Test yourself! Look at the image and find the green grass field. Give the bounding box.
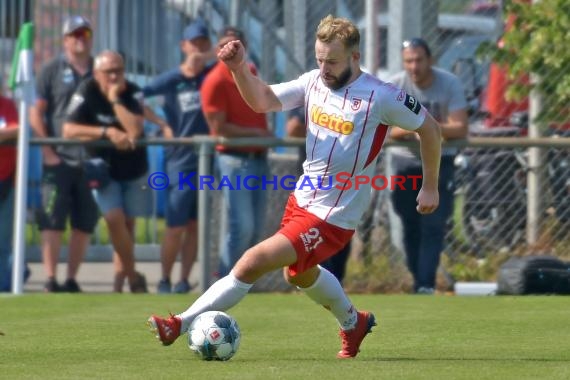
[1,294,569,380]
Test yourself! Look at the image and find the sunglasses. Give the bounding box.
[68,28,92,39]
[402,38,431,57]
[100,67,124,75]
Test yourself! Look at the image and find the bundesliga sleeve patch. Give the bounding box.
[404,94,421,115]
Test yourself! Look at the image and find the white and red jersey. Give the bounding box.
[271,69,427,229]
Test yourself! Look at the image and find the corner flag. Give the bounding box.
[8,23,34,93]
[10,22,35,294]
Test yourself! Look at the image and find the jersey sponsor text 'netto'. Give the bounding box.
[310,105,354,135]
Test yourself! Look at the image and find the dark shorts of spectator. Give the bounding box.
[36,162,99,233]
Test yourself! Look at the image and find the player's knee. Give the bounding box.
[232,247,266,282]
[284,266,320,288]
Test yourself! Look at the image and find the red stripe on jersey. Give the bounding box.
[323,89,374,222]
[309,75,318,95]
[306,80,318,172]
[310,137,337,202]
[348,89,374,175]
[309,129,320,163]
[363,124,388,169]
[342,88,349,109]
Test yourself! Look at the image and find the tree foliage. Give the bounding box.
[493,0,570,124]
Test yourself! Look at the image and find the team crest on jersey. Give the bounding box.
[350,97,362,111]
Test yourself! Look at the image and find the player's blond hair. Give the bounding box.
[316,15,360,51]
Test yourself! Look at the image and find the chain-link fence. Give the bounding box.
[2,0,569,293]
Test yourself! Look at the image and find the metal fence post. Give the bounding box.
[197,140,213,292]
[526,73,544,246]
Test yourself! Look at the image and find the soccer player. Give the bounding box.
[148,15,441,358]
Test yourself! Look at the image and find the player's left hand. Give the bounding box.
[416,187,439,214]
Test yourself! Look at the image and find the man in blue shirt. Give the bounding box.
[143,19,215,293]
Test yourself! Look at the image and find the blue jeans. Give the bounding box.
[216,152,270,277]
[391,156,455,291]
[92,174,151,218]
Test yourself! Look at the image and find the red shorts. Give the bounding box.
[278,194,354,277]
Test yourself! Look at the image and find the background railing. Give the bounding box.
[15,136,570,292]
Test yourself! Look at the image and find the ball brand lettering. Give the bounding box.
[310,105,354,135]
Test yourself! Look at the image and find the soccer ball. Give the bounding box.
[188,311,241,361]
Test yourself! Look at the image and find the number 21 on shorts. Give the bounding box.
[300,227,324,253]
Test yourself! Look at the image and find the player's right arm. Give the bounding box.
[218,40,282,113]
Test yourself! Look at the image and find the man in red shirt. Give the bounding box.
[200,27,272,277]
[0,93,30,291]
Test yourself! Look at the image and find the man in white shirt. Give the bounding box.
[148,15,442,359]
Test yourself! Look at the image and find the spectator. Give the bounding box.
[285,108,351,284]
[63,50,149,293]
[148,15,441,359]
[388,38,468,294]
[29,15,99,293]
[200,26,272,277]
[142,19,216,294]
[0,91,31,291]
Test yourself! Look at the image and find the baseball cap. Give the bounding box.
[62,15,92,35]
[183,19,210,41]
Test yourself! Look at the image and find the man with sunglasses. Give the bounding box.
[388,38,468,294]
[63,50,149,293]
[30,15,99,293]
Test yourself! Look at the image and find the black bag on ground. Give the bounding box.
[497,256,570,295]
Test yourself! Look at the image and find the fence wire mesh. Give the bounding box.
[1,0,569,292]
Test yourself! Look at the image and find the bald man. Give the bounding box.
[63,50,149,293]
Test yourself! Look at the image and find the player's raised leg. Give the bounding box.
[147,233,297,345]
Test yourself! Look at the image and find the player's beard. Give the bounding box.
[322,65,352,91]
